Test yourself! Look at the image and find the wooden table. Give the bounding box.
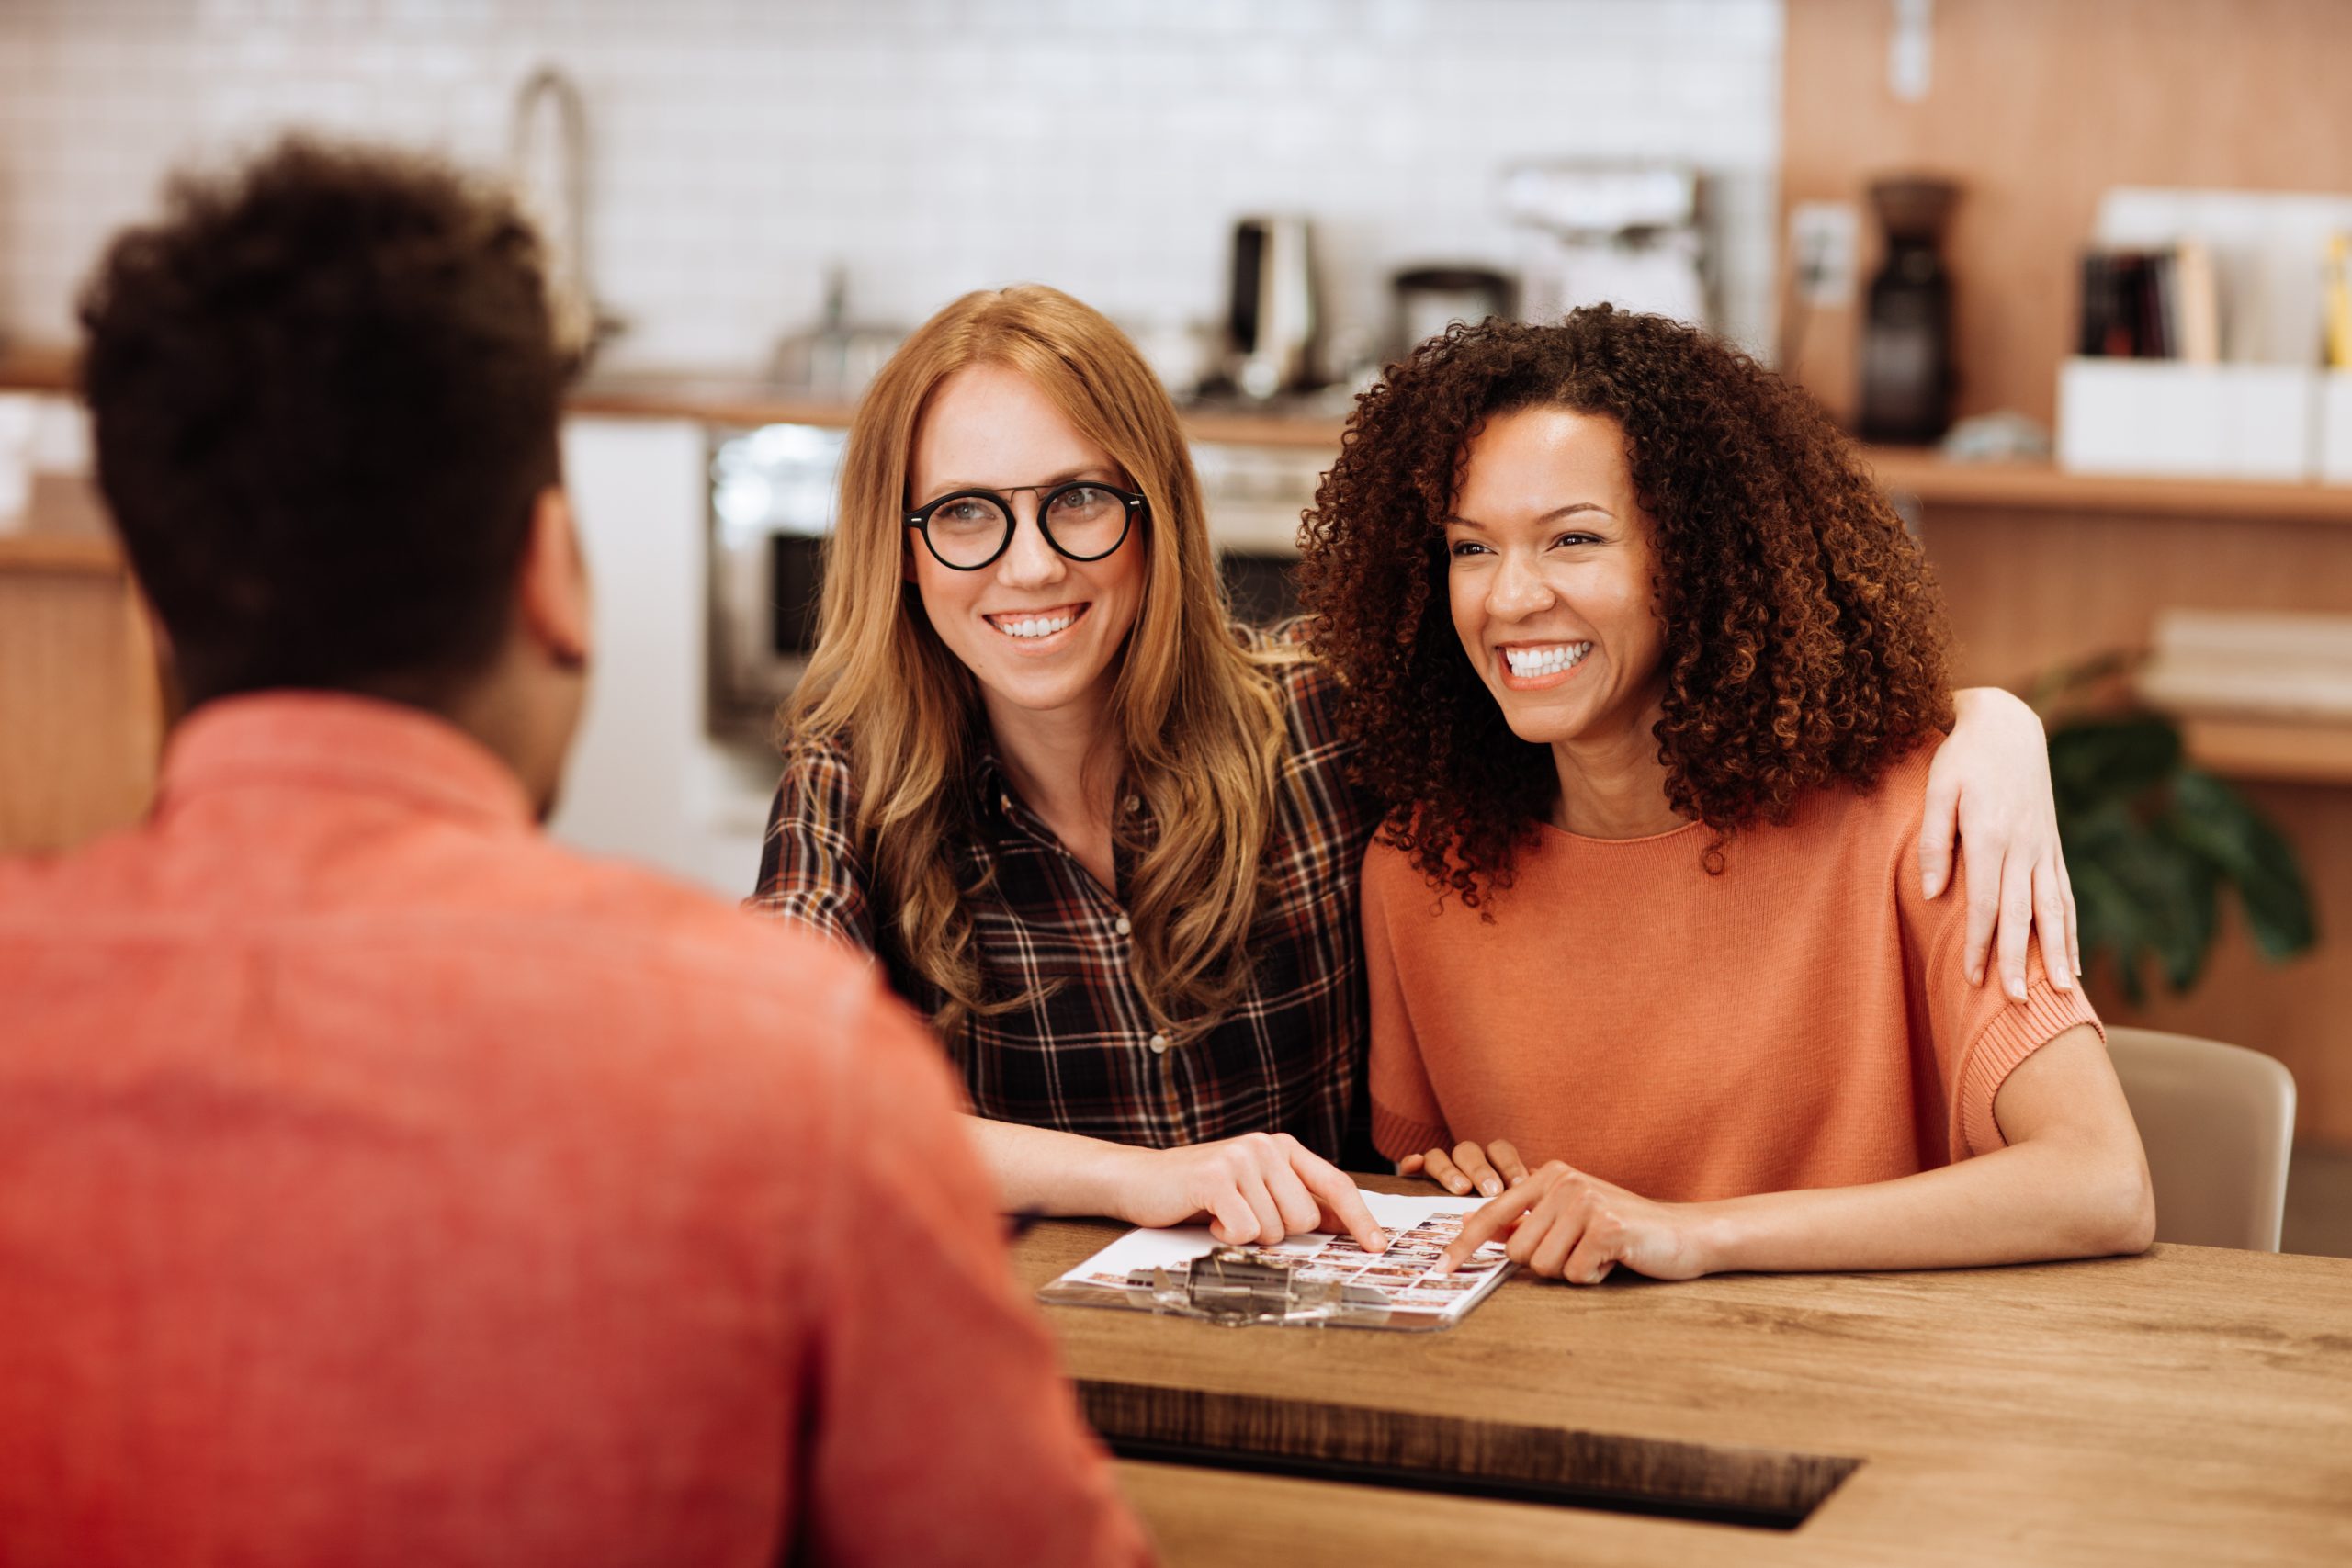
[1012,1185,2352,1566]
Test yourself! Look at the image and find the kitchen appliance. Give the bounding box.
[1504,164,1710,330]
[1131,317,1222,402]
[1189,440,1325,628]
[1225,217,1321,400]
[706,423,847,739]
[769,268,905,400]
[1857,176,1959,445]
[1391,266,1516,356]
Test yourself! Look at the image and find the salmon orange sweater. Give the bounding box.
[1363,747,2101,1201]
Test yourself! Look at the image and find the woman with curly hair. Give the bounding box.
[752,286,2081,1250]
[1299,307,2153,1282]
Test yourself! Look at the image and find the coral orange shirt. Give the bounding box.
[1364,748,2100,1200]
[0,694,1148,1568]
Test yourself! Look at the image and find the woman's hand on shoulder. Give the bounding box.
[1923,687,2081,1003]
[1109,1132,1390,1253]
[1439,1161,1715,1284]
[1398,1139,1531,1199]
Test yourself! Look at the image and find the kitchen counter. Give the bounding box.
[25,340,2352,499]
[0,531,118,571]
[28,345,2352,492]
[573,369,1356,449]
[0,347,1351,451]
[0,344,73,394]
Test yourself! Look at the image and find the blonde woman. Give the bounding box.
[750,285,2075,1239]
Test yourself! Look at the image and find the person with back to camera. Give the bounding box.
[0,138,1148,1567]
[1298,307,2154,1282]
[752,285,2092,1242]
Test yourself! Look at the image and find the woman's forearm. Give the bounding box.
[1694,1133,2154,1275]
[961,1117,1395,1250]
[1693,1022,2154,1274]
[1439,1028,2154,1284]
[962,1115,1139,1219]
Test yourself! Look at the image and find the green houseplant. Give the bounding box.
[2039,660,2317,1003]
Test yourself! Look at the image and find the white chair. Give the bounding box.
[2106,1026,2296,1251]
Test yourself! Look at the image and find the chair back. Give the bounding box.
[2106,1026,2295,1251]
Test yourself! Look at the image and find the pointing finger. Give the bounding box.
[1438,1180,1545,1274]
[1296,1156,1387,1253]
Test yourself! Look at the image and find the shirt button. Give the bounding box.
[1114,915,1132,936]
[1148,1032,1170,1055]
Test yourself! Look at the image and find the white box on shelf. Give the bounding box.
[0,394,37,530]
[2056,357,2317,482]
[2320,371,2352,486]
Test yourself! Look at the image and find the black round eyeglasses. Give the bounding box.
[903,480,1147,571]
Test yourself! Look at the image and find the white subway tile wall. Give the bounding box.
[0,0,1783,372]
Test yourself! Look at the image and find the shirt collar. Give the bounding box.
[156,691,537,832]
[967,731,1150,832]
[970,734,1016,820]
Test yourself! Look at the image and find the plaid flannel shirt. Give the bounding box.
[748,632,1379,1161]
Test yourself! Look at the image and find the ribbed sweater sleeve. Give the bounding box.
[1897,819,2105,1159]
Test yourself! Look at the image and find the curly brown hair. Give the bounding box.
[80,137,573,707]
[1298,306,1954,906]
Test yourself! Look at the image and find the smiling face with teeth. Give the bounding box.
[907,362,1148,735]
[1443,404,1671,781]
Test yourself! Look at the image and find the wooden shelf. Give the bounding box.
[0,345,74,394]
[1864,446,2352,525]
[2180,716,2352,786]
[0,532,122,574]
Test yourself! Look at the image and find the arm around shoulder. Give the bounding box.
[1921,688,2081,1002]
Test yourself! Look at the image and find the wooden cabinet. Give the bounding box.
[0,524,163,854]
[1783,0,2352,1148]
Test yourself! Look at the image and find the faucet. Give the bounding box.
[509,64,624,365]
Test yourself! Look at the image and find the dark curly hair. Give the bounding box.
[79,137,575,707]
[1298,306,1954,907]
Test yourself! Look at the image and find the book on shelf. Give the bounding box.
[2076,241,2220,363]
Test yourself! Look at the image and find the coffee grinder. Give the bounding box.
[1858,176,1959,445]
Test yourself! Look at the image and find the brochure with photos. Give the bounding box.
[1038,1190,1513,1332]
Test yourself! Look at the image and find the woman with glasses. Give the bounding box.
[751,285,2077,1245]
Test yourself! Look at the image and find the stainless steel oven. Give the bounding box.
[706,423,846,741]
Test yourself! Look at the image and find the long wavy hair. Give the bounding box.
[1299,306,1954,908]
[785,285,1291,1043]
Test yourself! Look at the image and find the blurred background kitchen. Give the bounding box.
[3,0,2348,1249]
